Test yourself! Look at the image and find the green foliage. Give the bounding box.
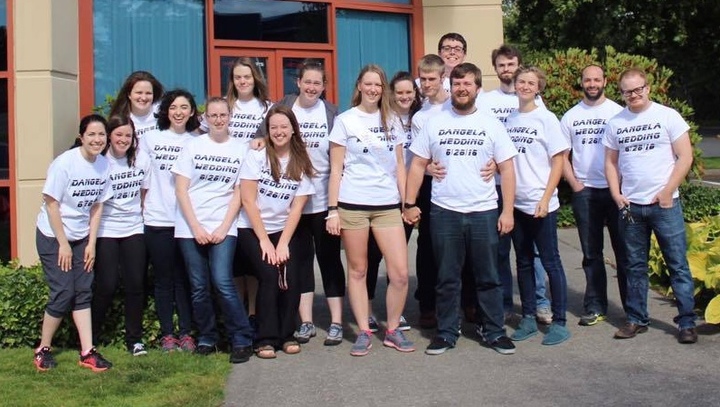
[556,204,575,228]
[0,347,230,407]
[529,46,704,178]
[93,94,116,117]
[0,263,161,348]
[679,183,720,223]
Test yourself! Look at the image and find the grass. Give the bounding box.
[703,156,720,170]
[0,347,231,407]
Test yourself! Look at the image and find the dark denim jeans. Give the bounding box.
[620,199,696,329]
[178,236,253,348]
[572,187,628,314]
[430,204,506,344]
[512,209,568,325]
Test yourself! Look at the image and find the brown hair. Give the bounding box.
[513,65,547,93]
[104,115,138,167]
[350,64,393,138]
[109,71,164,118]
[225,57,271,113]
[263,105,315,183]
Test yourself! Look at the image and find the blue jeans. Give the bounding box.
[512,210,568,325]
[497,185,549,312]
[178,236,253,348]
[620,199,696,329]
[572,187,628,314]
[431,204,506,344]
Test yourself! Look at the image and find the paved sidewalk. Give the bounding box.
[224,228,719,407]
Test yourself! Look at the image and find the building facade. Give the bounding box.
[5,0,503,265]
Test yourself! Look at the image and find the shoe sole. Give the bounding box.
[397,324,411,331]
[383,340,416,352]
[425,346,451,355]
[542,332,572,346]
[78,361,110,372]
[579,315,606,326]
[614,326,648,339]
[230,356,250,363]
[323,338,342,346]
[491,346,516,355]
[510,330,539,341]
[34,361,54,372]
[132,351,148,356]
[350,343,372,356]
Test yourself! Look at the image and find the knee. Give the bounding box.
[388,269,409,288]
[347,267,367,281]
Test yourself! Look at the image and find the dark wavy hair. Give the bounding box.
[156,89,200,132]
[390,71,422,126]
[71,114,108,149]
[103,115,138,167]
[108,71,164,119]
[263,105,315,183]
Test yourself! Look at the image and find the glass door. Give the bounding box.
[276,50,334,104]
[211,50,276,99]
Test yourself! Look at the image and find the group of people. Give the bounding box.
[32,31,698,372]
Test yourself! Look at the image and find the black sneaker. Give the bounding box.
[34,346,57,371]
[578,312,606,326]
[229,346,253,363]
[195,344,218,356]
[79,348,113,372]
[129,342,148,356]
[425,336,454,355]
[488,335,516,355]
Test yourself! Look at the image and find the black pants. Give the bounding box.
[91,234,147,347]
[296,212,346,297]
[238,228,302,348]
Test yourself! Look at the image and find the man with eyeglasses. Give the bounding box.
[603,67,697,344]
[560,65,627,328]
[437,33,467,94]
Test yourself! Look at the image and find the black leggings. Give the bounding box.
[238,228,302,348]
[296,212,346,297]
[91,234,147,346]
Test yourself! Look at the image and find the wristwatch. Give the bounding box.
[403,202,417,209]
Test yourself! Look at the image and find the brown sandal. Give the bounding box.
[255,345,276,359]
[282,341,301,355]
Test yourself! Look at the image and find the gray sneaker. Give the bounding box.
[383,329,415,352]
[324,323,343,346]
[398,315,411,331]
[350,331,373,356]
[536,307,553,325]
[294,322,316,344]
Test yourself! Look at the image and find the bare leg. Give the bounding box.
[342,228,371,332]
[298,292,314,323]
[72,308,94,353]
[372,226,409,331]
[38,312,63,349]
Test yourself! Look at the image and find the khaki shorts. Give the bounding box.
[338,207,403,230]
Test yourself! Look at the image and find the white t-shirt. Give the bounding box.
[98,150,152,238]
[561,99,623,188]
[140,129,194,227]
[200,98,272,146]
[328,107,403,206]
[130,104,160,141]
[36,148,113,241]
[171,135,247,238]
[237,149,315,234]
[506,107,569,215]
[293,100,330,214]
[476,89,545,124]
[410,108,517,213]
[603,102,690,204]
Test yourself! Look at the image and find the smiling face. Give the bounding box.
[392,79,416,114]
[514,71,540,103]
[439,39,466,71]
[581,65,606,102]
[79,121,108,159]
[167,96,193,132]
[109,124,134,157]
[233,65,255,101]
[619,73,650,113]
[129,80,154,116]
[268,112,293,151]
[450,73,480,111]
[205,101,230,136]
[357,71,383,108]
[297,69,325,106]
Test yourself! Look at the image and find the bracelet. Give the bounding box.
[325,213,338,220]
[327,205,338,211]
[403,202,417,209]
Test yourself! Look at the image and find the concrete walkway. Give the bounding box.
[224,228,719,406]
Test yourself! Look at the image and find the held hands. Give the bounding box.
[402,206,421,225]
[210,225,230,244]
[58,242,73,272]
[192,225,213,245]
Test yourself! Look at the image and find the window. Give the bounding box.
[93,0,207,106]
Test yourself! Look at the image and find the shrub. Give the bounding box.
[0,263,161,348]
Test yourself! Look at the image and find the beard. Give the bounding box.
[451,94,476,111]
[498,73,513,85]
[583,86,605,101]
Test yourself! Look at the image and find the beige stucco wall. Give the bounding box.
[14,0,79,265]
[422,0,504,91]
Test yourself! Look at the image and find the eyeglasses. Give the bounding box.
[620,85,646,98]
[440,45,465,54]
[207,113,229,121]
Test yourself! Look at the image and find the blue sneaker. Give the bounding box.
[383,329,415,352]
[511,316,539,341]
[294,322,316,344]
[542,323,571,345]
[350,331,373,356]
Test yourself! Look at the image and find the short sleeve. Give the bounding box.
[42,158,69,201]
[295,174,316,196]
[239,149,263,181]
[544,112,570,157]
[171,141,194,179]
[666,108,690,142]
[408,123,432,160]
[328,116,348,147]
[492,122,518,164]
[602,123,619,151]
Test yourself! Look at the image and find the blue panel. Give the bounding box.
[335,10,410,111]
[93,0,206,108]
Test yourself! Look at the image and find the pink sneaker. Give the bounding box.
[178,335,196,352]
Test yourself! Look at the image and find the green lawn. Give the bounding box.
[703,156,720,170]
[0,347,231,407]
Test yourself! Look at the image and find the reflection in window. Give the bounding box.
[214,0,328,43]
[0,187,9,262]
[0,79,7,180]
[93,0,206,106]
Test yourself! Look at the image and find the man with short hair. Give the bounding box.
[561,65,627,326]
[604,68,697,344]
[404,63,517,355]
[476,44,551,325]
[431,33,468,94]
